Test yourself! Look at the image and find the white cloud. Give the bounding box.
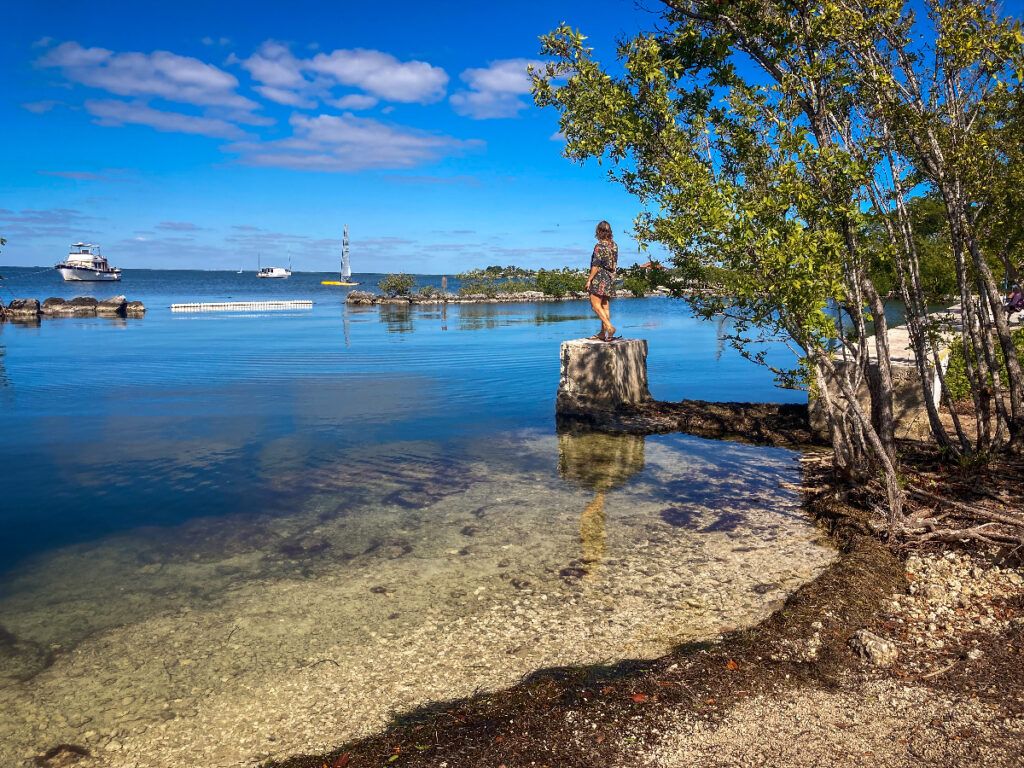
[38,41,257,111]
[242,41,305,88]
[22,100,61,114]
[156,221,205,231]
[329,93,378,110]
[85,99,247,139]
[237,42,448,111]
[308,49,448,103]
[228,113,481,172]
[255,85,316,108]
[451,58,543,119]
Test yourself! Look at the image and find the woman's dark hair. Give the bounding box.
[595,220,613,241]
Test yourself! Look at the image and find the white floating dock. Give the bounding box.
[170,300,314,313]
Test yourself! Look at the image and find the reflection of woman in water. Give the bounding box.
[558,431,645,578]
[585,220,619,342]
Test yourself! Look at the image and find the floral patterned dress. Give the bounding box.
[588,239,618,298]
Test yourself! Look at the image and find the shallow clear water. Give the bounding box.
[0,268,804,569]
[0,268,822,767]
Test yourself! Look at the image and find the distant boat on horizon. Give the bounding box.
[322,225,359,286]
[55,242,122,282]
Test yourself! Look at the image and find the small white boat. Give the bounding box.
[257,266,291,279]
[55,243,122,282]
[257,253,291,279]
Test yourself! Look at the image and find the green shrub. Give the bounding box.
[456,265,534,280]
[944,329,1024,402]
[495,279,538,294]
[378,273,415,297]
[418,284,439,298]
[458,278,499,297]
[536,268,586,297]
[622,274,649,297]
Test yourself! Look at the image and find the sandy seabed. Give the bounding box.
[0,431,835,767]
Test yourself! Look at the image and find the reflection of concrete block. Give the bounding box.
[557,338,652,415]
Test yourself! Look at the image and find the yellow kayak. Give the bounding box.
[322,280,360,286]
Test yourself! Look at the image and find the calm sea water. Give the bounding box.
[0,267,804,570]
[0,268,829,766]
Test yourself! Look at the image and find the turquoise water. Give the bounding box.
[0,268,830,767]
[0,268,804,569]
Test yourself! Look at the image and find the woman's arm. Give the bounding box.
[586,244,602,290]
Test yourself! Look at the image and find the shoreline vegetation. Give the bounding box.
[356,264,681,304]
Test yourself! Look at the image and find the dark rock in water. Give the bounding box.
[460,525,479,537]
[363,538,413,559]
[125,300,146,316]
[40,297,67,316]
[0,624,53,683]
[559,566,589,581]
[511,578,531,590]
[40,297,89,317]
[66,297,99,316]
[369,585,390,594]
[277,535,332,558]
[34,743,91,767]
[6,298,40,320]
[346,290,377,305]
[96,295,127,316]
[660,507,698,528]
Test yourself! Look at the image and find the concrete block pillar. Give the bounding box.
[556,338,652,415]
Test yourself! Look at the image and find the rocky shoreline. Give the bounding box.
[346,289,672,306]
[557,399,818,449]
[2,296,146,322]
[263,463,1024,768]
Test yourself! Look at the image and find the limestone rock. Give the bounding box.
[6,298,40,320]
[96,295,128,316]
[849,629,898,667]
[40,297,69,316]
[346,291,377,305]
[125,301,146,317]
[556,337,652,415]
[67,297,99,316]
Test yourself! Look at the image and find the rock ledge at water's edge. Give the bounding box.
[3,296,146,321]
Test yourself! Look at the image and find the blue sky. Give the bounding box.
[2,0,666,272]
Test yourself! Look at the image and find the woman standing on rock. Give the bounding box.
[585,220,619,341]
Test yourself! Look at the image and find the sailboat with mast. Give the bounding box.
[322,225,359,286]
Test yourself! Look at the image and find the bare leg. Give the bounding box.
[602,298,614,337]
[589,294,610,337]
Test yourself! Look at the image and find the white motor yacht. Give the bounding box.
[55,243,122,282]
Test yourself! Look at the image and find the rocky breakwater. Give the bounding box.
[2,296,146,322]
